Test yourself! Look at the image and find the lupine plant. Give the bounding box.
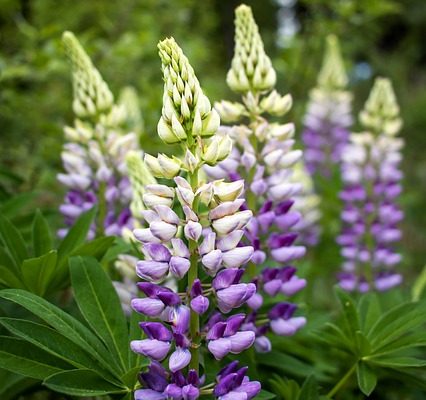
[130,36,261,399]
[338,77,404,292]
[302,35,353,178]
[58,32,140,239]
[207,4,307,352]
[0,4,426,400]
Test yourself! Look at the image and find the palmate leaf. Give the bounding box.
[44,369,127,396]
[0,369,37,400]
[0,266,25,289]
[0,318,117,380]
[334,286,360,341]
[0,336,72,380]
[356,361,377,396]
[367,356,426,368]
[298,375,320,400]
[0,289,122,376]
[368,301,426,350]
[70,256,130,373]
[357,292,381,335]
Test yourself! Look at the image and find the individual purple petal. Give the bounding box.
[229,331,255,353]
[198,232,216,256]
[164,384,182,399]
[134,228,161,244]
[209,199,245,220]
[212,268,243,290]
[134,389,166,400]
[190,295,210,315]
[143,243,172,262]
[281,276,307,296]
[140,322,173,341]
[170,305,190,334]
[150,221,177,241]
[216,230,245,251]
[208,338,232,360]
[157,290,181,307]
[130,339,171,360]
[235,381,261,399]
[201,250,223,275]
[206,321,227,340]
[263,279,282,297]
[169,256,191,279]
[217,284,256,314]
[254,336,271,353]
[171,238,190,258]
[270,316,306,336]
[136,260,169,281]
[223,314,245,336]
[153,205,180,225]
[246,293,263,310]
[182,384,200,400]
[222,246,254,268]
[270,246,306,263]
[184,221,202,241]
[131,298,165,317]
[169,347,191,372]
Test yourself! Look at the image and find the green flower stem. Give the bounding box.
[96,181,107,237]
[188,167,200,373]
[327,363,357,398]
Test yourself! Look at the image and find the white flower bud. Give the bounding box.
[158,154,181,179]
[213,180,244,202]
[201,109,220,137]
[214,100,246,123]
[158,117,180,144]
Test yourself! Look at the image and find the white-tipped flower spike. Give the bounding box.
[302,34,353,176]
[359,77,402,136]
[131,36,259,396]
[59,31,141,241]
[227,4,276,93]
[157,37,220,145]
[126,151,156,218]
[338,77,404,293]
[62,31,114,118]
[204,4,307,357]
[317,35,348,90]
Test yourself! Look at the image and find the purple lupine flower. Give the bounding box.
[338,77,404,292]
[268,303,307,336]
[132,35,258,399]
[207,7,308,354]
[207,314,255,360]
[60,33,141,239]
[302,35,352,177]
[214,362,261,400]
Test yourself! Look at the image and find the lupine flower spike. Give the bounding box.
[207,4,306,354]
[338,77,403,292]
[302,35,353,177]
[59,32,141,238]
[131,37,260,399]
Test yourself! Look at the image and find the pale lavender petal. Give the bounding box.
[169,256,190,279]
[130,339,170,360]
[134,389,166,400]
[169,347,191,372]
[136,260,169,281]
[216,230,245,252]
[208,338,232,360]
[222,246,254,268]
[184,221,202,241]
[271,246,306,263]
[229,331,255,353]
[150,221,177,241]
[131,298,165,317]
[281,276,307,296]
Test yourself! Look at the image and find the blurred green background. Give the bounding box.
[1,0,425,271]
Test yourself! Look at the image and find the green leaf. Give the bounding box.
[355,331,371,356]
[71,235,115,259]
[0,369,37,400]
[70,256,129,372]
[412,265,426,301]
[371,331,426,357]
[368,301,426,350]
[357,292,381,335]
[0,336,72,379]
[0,213,28,271]
[256,389,276,399]
[356,361,377,396]
[334,286,360,339]
[44,369,127,396]
[57,207,96,267]
[0,289,121,376]
[32,210,53,257]
[368,356,426,368]
[298,375,319,400]
[21,250,57,296]
[258,352,316,378]
[0,318,112,375]
[0,266,24,289]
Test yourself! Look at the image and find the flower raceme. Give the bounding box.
[130,36,260,399]
[338,77,404,292]
[206,3,307,354]
[302,35,353,177]
[59,32,142,238]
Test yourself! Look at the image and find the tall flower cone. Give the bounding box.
[58,32,140,239]
[302,35,353,177]
[206,4,307,354]
[338,77,404,292]
[131,37,260,400]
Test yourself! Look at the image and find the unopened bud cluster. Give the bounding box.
[338,78,404,292]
